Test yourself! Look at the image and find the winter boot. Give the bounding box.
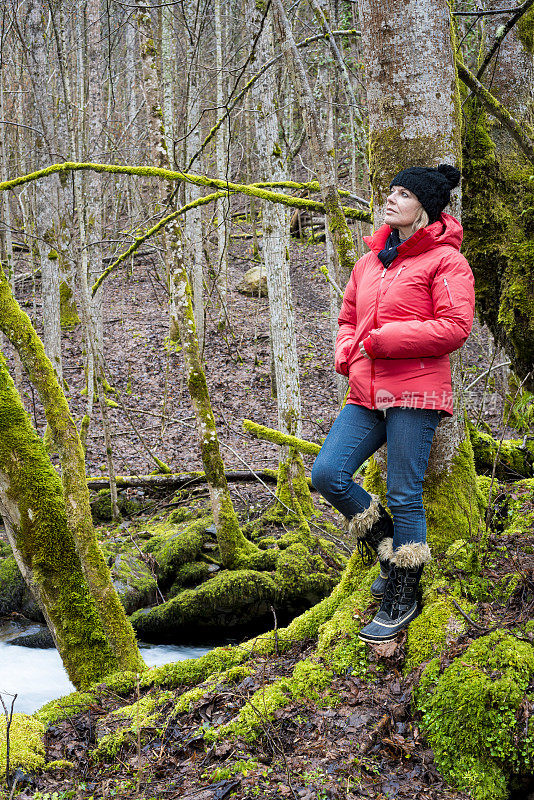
[346,495,394,569]
[370,538,395,600]
[358,542,431,643]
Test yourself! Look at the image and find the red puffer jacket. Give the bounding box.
[335,214,475,415]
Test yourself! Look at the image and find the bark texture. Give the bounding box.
[357,0,461,221]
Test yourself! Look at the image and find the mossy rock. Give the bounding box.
[168,561,214,595]
[90,489,142,522]
[130,536,339,642]
[415,631,534,800]
[468,424,533,479]
[0,554,42,620]
[130,568,280,641]
[142,517,211,589]
[110,550,158,615]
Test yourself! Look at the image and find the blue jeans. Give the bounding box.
[311,404,440,549]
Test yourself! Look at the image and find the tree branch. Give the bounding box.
[476,0,534,80]
[456,61,534,165]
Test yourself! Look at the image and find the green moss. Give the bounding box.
[415,631,534,800]
[405,596,471,672]
[0,350,122,688]
[94,690,173,759]
[142,516,210,588]
[130,568,279,639]
[36,691,97,726]
[44,759,75,771]
[91,489,142,521]
[316,555,376,676]
[517,5,534,53]
[169,560,212,593]
[469,423,533,479]
[172,665,253,715]
[421,435,486,553]
[365,434,485,554]
[370,128,457,208]
[59,281,80,330]
[204,758,258,783]
[206,658,336,744]
[501,478,534,536]
[463,105,534,391]
[0,714,45,774]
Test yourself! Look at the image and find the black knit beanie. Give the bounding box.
[389,164,461,223]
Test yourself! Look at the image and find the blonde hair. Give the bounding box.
[411,207,429,235]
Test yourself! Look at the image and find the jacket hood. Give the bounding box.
[363,213,463,258]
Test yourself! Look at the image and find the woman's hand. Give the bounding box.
[359,340,371,360]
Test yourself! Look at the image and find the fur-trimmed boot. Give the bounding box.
[370,538,394,600]
[358,542,431,644]
[346,496,394,573]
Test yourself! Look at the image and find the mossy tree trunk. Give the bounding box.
[0,350,124,689]
[168,227,257,568]
[0,266,144,682]
[356,0,484,552]
[462,2,534,391]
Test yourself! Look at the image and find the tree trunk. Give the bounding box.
[357,0,484,551]
[184,2,206,349]
[271,0,358,281]
[24,0,62,382]
[248,3,302,442]
[214,0,230,316]
[168,224,256,568]
[462,2,534,390]
[0,270,143,687]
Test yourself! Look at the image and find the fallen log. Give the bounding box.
[86,469,278,491]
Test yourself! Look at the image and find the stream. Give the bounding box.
[0,619,210,715]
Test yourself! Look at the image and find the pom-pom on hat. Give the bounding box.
[389,164,461,223]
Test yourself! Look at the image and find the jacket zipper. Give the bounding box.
[381,265,405,298]
[370,265,388,408]
[443,277,453,306]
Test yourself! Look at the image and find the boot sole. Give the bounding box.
[358,605,419,644]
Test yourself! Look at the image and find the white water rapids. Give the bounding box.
[0,621,210,714]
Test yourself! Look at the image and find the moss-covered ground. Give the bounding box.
[1,473,533,800]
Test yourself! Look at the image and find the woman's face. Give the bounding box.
[384,186,423,233]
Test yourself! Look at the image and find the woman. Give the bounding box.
[312,164,475,644]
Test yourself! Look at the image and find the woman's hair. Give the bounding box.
[411,207,429,235]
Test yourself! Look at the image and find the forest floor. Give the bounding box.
[3,221,534,800]
[19,514,534,800]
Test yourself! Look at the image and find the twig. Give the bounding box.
[0,692,17,788]
[448,597,487,630]
[319,265,344,299]
[270,605,279,657]
[466,360,511,392]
